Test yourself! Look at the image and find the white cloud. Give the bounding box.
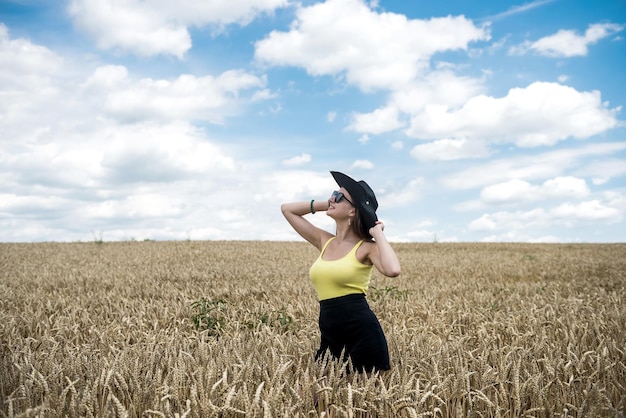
[604,191,626,210]
[410,138,492,161]
[380,177,424,206]
[541,177,590,199]
[524,23,625,57]
[443,142,626,190]
[282,153,311,166]
[551,200,622,223]
[577,158,626,183]
[351,160,374,169]
[469,195,623,235]
[404,229,438,242]
[592,177,610,186]
[254,0,490,141]
[349,106,404,134]
[2,2,626,244]
[3,121,236,190]
[0,24,64,137]
[480,177,589,204]
[0,24,62,86]
[85,66,267,124]
[0,21,291,242]
[0,194,70,215]
[390,70,485,115]
[152,0,290,26]
[68,0,289,57]
[480,179,534,204]
[68,0,191,58]
[469,208,550,232]
[478,231,561,243]
[84,65,128,88]
[254,0,489,91]
[82,193,185,220]
[0,37,257,189]
[407,82,620,147]
[347,70,486,136]
[100,122,237,182]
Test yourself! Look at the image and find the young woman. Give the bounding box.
[281,171,401,373]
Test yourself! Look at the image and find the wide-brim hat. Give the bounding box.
[330,171,378,230]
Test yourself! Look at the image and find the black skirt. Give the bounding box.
[315,293,390,373]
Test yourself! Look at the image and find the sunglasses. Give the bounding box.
[331,190,354,206]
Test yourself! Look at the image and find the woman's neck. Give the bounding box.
[335,222,358,242]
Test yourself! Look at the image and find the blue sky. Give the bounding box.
[1,0,625,243]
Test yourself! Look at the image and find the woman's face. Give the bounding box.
[327,187,355,220]
[329,188,354,207]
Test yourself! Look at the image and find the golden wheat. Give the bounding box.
[1,241,625,417]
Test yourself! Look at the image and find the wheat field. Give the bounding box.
[1,241,624,417]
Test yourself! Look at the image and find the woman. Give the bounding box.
[281,171,401,373]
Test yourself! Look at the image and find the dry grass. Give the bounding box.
[1,241,625,417]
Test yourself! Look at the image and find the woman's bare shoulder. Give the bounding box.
[356,239,376,264]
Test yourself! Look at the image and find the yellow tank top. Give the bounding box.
[309,237,373,301]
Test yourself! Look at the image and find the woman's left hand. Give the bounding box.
[367,220,401,277]
[369,221,385,237]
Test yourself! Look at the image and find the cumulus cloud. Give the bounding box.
[469,208,549,232]
[3,2,626,243]
[1,44,266,187]
[348,70,486,136]
[0,26,278,242]
[0,24,62,87]
[551,200,622,223]
[510,23,625,57]
[254,0,490,141]
[152,0,290,26]
[469,190,624,239]
[410,138,492,161]
[85,65,267,124]
[480,177,590,204]
[82,193,186,221]
[351,160,374,169]
[442,142,626,190]
[100,122,237,182]
[391,70,486,115]
[0,194,70,218]
[407,82,620,147]
[577,159,626,183]
[68,0,191,58]
[4,121,236,190]
[358,134,370,144]
[68,0,289,57]
[480,179,534,204]
[541,177,590,199]
[349,107,404,134]
[0,24,64,137]
[380,177,425,207]
[254,0,489,92]
[469,200,622,234]
[282,153,312,166]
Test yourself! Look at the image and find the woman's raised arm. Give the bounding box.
[281,200,332,250]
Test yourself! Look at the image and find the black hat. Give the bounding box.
[330,171,378,230]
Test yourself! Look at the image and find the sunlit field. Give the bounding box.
[1,241,624,417]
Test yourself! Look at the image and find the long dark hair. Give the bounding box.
[352,209,374,241]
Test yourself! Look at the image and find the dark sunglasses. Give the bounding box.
[331,190,354,206]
